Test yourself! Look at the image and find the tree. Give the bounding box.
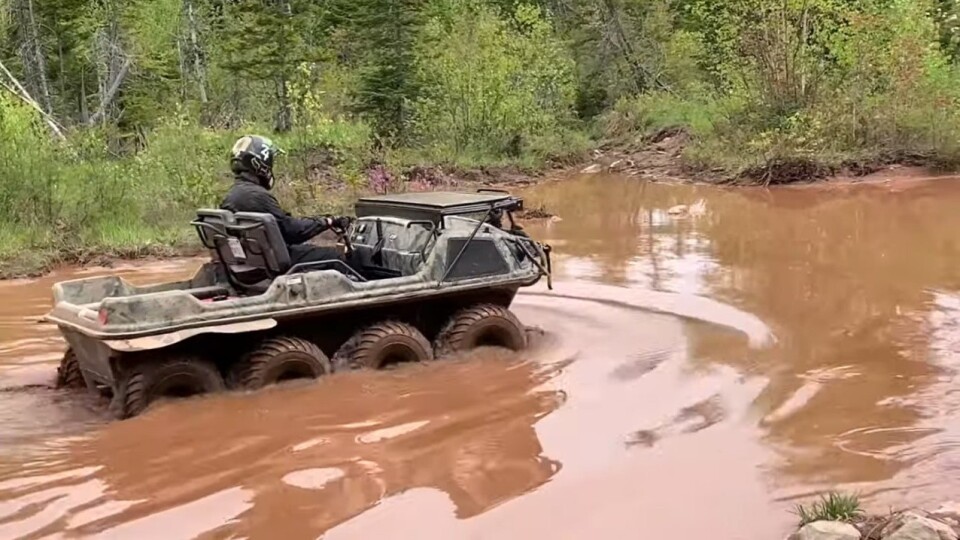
[218,0,321,132]
[349,0,423,141]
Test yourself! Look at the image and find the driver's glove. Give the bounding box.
[324,215,353,231]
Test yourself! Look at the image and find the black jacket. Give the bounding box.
[220,173,326,245]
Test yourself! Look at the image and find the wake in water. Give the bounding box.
[519,280,776,349]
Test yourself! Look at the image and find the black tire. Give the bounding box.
[228,336,331,390]
[111,355,225,420]
[334,321,433,371]
[435,304,527,358]
[55,349,85,390]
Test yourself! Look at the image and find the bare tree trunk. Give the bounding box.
[273,0,293,132]
[274,75,292,132]
[80,65,88,124]
[88,58,131,126]
[11,0,54,114]
[177,25,188,100]
[599,0,667,93]
[0,58,65,139]
[93,1,128,127]
[184,0,209,103]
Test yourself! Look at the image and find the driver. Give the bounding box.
[220,135,354,266]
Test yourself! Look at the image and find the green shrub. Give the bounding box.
[412,0,577,161]
[598,89,737,141]
[795,491,864,526]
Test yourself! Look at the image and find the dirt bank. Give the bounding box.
[0,243,208,282]
[576,127,960,186]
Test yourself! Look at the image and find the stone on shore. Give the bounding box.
[882,512,959,540]
[931,502,960,530]
[580,163,602,174]
[790,521,862,540]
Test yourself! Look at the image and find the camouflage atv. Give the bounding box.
[45,190,552,420]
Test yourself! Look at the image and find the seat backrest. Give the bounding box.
[192,209,236,249]
[226,212,292,275]
[200,212,291,294]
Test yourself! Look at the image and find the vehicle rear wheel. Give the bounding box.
[435,304,527,358]
[55,349,85,390]
[334,321,433,371]
[111,355,225,420]
[228,336,331,390]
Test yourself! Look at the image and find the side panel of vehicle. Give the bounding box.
[61,328,117,389]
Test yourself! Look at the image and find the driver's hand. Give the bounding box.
[328,216,353,232]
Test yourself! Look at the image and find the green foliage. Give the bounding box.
[795,491,864,526]
[598,0,960,177]
[0,91,374,273]
[10,0,960,272]
[412,0,576,159]
[599,90,734,140]
[350,0,423,140]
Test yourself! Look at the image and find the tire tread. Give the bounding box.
[335,321,432,370]
[230,336,330,390]
[435,304,526,358]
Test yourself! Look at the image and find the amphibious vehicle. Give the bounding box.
[45,190,552,419]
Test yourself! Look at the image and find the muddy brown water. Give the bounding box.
[3,173,960,539]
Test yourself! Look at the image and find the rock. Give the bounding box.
[933,502,960,522]
[793,521,862,540]
[688,199,707,217]
[608,159,624,171]
[581,163,602,174]
[882,512,958,540]
[931,502,960,530]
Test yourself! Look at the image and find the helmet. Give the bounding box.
[230,135,284,189]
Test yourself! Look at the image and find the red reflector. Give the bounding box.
[97,308,108,326]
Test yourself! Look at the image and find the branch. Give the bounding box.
[87,57,132,126]
[0,58,66,140]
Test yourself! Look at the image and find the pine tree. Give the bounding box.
[349,0,423,142]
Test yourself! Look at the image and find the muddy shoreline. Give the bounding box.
[4,134,956,281]
[580,128,960,186]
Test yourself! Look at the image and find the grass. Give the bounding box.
[0,93,595,280]
[795,491,864,526]
[389,127,594,173]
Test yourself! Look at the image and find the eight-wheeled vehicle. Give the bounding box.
[44,190,552,419]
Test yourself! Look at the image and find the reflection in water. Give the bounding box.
[0,344,567,538]
[4,173,960,537]
[525,175,960,509]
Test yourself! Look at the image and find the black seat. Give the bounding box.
[194,211,365,295]
[192,209,236,250]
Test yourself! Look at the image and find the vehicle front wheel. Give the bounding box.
[228,336,331,390]
[111,355,225,420]
[55,348,85,390]
[434,304,527,358]
[334,321,433,371]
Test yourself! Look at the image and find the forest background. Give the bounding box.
[1,0,958,273]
